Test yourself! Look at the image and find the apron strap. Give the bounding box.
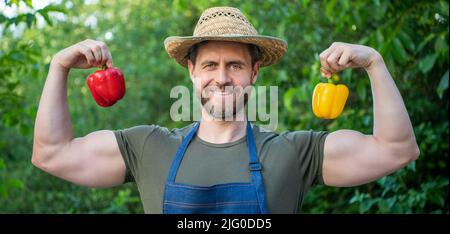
[166,121,200,183]
[246,121,269,213]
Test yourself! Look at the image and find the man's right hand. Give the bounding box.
[32,39,127,188]
[52,39,113,70]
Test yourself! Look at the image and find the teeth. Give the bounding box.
[211,91,232,95]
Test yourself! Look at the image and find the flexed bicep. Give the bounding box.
[33,130,127,188]
[322,130,411,187]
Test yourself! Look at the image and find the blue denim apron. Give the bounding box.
[162,121,269,214]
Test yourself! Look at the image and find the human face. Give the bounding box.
[187,41,260,120]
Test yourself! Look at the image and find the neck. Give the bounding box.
[197,111,247,144]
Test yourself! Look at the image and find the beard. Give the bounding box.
[200,84,250,121]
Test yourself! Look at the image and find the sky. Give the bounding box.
[1,0,57,17]
[0,0,102,38]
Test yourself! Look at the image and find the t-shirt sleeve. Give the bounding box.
[113,125,159,184]
[281,130,329,186]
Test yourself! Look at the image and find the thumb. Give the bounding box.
[106,51,114,67]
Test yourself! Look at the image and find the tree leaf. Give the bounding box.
[7,80,20,91]
[40,5,67,14]
[325,0,338,20]
[10,0,21,7]
[23,0,33,8]
[357,79,367,101]
[406,160,416,172]
[418,53,438,74]
[37,10,52,26]
[360,198,377,213]
[398,30,415,52]
[392,38,408,64]
[0,185,7,198]
[0,13,6,24]
[5,178,24,189]
[377,199,390,213]
[415,34,435,54]
[283,87,297,112]
[437,70,449,99]
[24,13,35,28]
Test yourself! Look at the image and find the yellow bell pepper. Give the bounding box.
[312,79,349,119]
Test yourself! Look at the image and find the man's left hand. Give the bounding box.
[319,42,382,78]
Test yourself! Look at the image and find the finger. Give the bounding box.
[327,49,344,72]
[83,41,103,67]
[338,50,352,67]
[319,46,335,74]
[80,42,100,66]
[106,49,114,67]
[78,44,95,66]
[320,67,332,78]
[97,41,109,67]
[92,44,103,67]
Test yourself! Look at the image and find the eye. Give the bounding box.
[203,63,215,70]
[231,64,242,70]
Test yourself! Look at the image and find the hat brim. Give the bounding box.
[164,35,288,67]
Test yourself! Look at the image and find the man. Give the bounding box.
[32,6,419,213]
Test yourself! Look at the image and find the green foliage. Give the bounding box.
[0,0,41,201]
[0,158,24,198]
[349,163,448,214]
[0,0,448,213]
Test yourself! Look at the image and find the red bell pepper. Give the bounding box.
[86,66,126,107]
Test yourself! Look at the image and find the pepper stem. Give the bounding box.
[102,64,107,70]
[327,76,334,84]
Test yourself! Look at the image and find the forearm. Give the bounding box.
[366,56,419,156]
[33,61,73,151]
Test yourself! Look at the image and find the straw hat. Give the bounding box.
[164,6,288,67]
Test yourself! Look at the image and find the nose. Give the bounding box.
[215,65,231,85]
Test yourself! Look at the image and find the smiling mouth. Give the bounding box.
[202,85,239,99]
[213,90,233,96]
[205,88,234,96]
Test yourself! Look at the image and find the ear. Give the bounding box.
[187,59,195,81]
[251,61,260,84]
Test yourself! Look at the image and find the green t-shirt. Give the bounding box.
[114,123,328,214]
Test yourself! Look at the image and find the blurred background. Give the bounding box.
[0,0,448,213]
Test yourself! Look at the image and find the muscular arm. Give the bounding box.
[32,40,126,188]
[319,43,420,187]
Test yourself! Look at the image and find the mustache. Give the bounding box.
[202,84,238,97]
[202,86,245,99]
[203,82,234,91]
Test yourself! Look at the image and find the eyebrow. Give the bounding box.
[227,60,246,66]
[200,60,218,66]
[200,60,247,67]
